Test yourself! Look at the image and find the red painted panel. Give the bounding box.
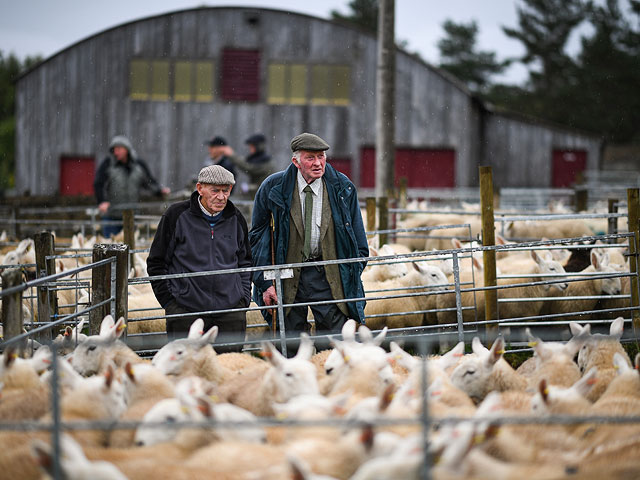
[328,157,352,180]
[552,150,587,188]
[360,147,455,188]
[60,156,95,196]
[221,48,260,102]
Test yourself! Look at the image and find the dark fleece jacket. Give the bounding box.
[147,191,251,313]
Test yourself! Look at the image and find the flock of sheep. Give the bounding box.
[0,199,637,479]
[0,313,639,479]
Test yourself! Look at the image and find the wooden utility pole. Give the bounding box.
[375,0,395,199]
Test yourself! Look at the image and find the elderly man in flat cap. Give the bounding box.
[249,133,368,355]
[147,165,252,350]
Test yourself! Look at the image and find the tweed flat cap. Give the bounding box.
[290,133,330,152]
[197,165,236,185]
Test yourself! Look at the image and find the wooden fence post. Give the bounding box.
[34,231,56,344]
[378,197,389,247]
[1,268,24,347]
[398,177,408,210]
[608,198,618,243]
[480,166,498,344]
[626,189,640,330]
[90,244,129,335]
[367,197,380,247]
[575,186,588,213]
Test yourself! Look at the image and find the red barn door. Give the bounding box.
[59,156,95,196]
[360,147,455,188]
[552,150,587,187]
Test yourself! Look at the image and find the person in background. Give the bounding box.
[94,135,170,238]
[241,133,275,197]
[249,132,368,355]
[203,135,238,179]
[147,165,251,352]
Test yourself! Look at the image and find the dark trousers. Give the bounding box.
[283,265,348,356]
[164,301,246,353]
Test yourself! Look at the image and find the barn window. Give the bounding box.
[195,61,214,102]
[151,60,170,100]
[311,65,351,105]
[267,63,307,104]
[221,48,260,102]
[174,61,192,102]
[130,60,150,100]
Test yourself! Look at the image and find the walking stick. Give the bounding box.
[269,212,277,337]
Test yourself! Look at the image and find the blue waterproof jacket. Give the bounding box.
[249,163,369,323]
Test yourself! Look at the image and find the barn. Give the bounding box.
[14,6,602,197]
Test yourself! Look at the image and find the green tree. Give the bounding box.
[502,0,588,91]
[0,51,41,192]
[437,19,509,92]
[331,0,379,32]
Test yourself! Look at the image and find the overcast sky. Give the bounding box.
[1,0,534,84]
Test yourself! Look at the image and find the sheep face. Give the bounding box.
[414,262,448,290]
[532,250,568,292]
[134,398,188,447]
[450,338,504,402]
[71,338,114,377]
[152,339,199,376]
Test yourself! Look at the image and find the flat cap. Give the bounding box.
[245,133,266,145]
[204,136,227,147]
[197,165,236,185]
[290,133,330,152]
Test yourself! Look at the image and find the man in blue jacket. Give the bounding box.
[249,133,368,351]
[147,165,251,351]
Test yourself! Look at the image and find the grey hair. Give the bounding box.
[292,151,302,162]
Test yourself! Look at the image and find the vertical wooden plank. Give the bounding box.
[366,197,376,245]
[34,231,56,344]
[627,189,640,329]
[480,166,498,343]
[608,198,618,244]
[378,196,389,247]
[90,244,110,335]
[1,268,24,346]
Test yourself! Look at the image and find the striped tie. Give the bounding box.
[303,185,313,260]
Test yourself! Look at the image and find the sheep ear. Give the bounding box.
[539,379,549,404]
[188,319,205,339]
[124,362,135,383]
[104,364,115,389]
[488,338,504,365]
[471,337,486,355]
[196,397,213,418]
[372,326,388,346]
[114,317,127,338]
[261,342,285,367]
[379,383,395,412]
[451,238,462,249]
[531,249,542,264]
[569,322,586,337]
[610,317,624,339]
[341,319,357,342]
[31,439,54,475]
[99,315,115,337]
[3,346,17,368]
[574,367,598,397]
[369,246,378,257]
[200,325,219,346]
[295,333,314,361]
[590,250,600,270]
[613,352,632,375]
[357,324,373,343]
[440,342,465,370]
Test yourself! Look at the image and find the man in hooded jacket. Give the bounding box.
[94,135,169,237]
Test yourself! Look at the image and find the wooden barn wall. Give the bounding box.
[483,114,601,188]
[15,7,595,195]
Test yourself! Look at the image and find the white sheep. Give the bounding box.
[361,244,409,283]
[573,317,630,401]
[32,434,128,480]
[543,250,621,320]
[364,261,448,330]
[70,315,142,376]
[217,334,318,417]
[450,337,527,403]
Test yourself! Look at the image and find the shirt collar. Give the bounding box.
[297,170,322,196]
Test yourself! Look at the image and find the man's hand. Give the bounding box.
[263,286,278,306]
[98,201,110,214]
